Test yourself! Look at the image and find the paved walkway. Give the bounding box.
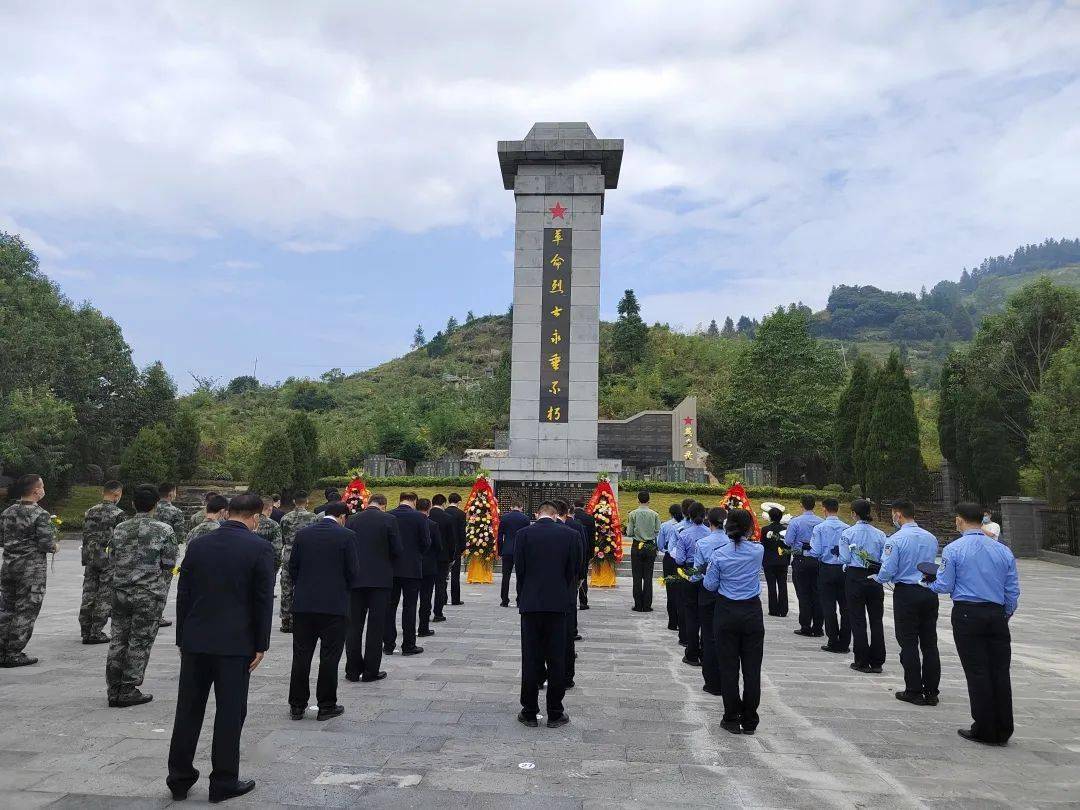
[1,541,1079,808]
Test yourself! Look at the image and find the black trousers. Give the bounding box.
[434,561,450,617]
[714,595,764,731]
[500,555,514,605]
[763,564,789,616]
[564,610,577,682]
[167,652,250,796]
[846,568,885,667]
[893,583,940,697]
[952,601,1013,744]
[450,553,462,603]
[578,577,588,608]
[384,577,420,651]
[418,574,436,633]
[289,612,345,710]
[662,554,680,631]
[346,587,389,679]
[679,579,701,660]
[631,546,657,610]
[791,556,822,632]
[698,590,721,691]
[818,563,850,650]
[520,611,568,718]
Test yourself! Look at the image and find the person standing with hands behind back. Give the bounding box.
[166,493,275,804]
[930,501,1020,747]
[703,508,765,735]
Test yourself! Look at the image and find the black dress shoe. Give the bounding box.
[820,645,849,654]
[957,728,1004,746]
[170,786,189,800]
[719,720,742,735]
[574,634,582,641]
[432,615,447,622]
[290,706,305,720]
[417,629,435,637]
[579,604,590,610]
[344,674,360,682]
[401,646,424,656]
[631,606,642,612]
[682,655,702,667]
[114,689,153,708]
[811,630,825,637]
[517,711,538,727]
[383,646,395,655]
[317,705,345,721]
[678,640,688,647]
[209,779,255,803]
[923,694,940,706]
[158,619,172,627]
[641,607,653,612]
[547,714,570,728]
[565,679,575,689]
[703,686,723,696]
[793,628,813,636]
[500,601,510,607]
[361,671,387,682]
[279,626,292,634]
[451,601,465,606]
[895,691,927,705]
[741,726,757,736]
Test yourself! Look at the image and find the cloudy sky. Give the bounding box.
[3,1,1079,387]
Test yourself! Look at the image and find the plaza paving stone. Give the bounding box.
[1,539,1078,808]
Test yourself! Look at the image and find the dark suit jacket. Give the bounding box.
[288,519,362,616]
[344,506,402,589]
[389,504,431,579]
[761,521,790,567]
[445,504,467,555]
[514,517,578,613]
[564,516,590,577]
[270,507,285,524]
[574,508,597,552]
[314,498,341,515]
[176,520,275,657]
[428,507,455,563]
[497,510,531,558]
[421,517,443,576]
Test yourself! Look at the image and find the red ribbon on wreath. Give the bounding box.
[586,478,623,562]
[722,482,761,541]
[465,474,500,549]
[342,477,369,514]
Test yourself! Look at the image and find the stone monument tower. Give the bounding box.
[483,122,624,510]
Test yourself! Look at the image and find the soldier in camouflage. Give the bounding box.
[0,474,60,667]
[151,482,188,629]
[79,481,127,644]
[278,490,318,632]
[186,490,221,534]
[184,493,228,544]
[256,496,283,571]
[106,484,177,707]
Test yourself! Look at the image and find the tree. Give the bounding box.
[721,316,735,337]
[285,412,319,492]
[832,354,873,486]
[249,430,295,496]
[1031,333,1080,502]
[611,289,649,370]
[445,315,459,334]
[411,324,426,349]
[119,423,175,485]
[706,319,720,338]
[465,310,476,323]
[170,407,201,479]
[320,368,345,384]
[138,361,178,427]
[225,375,260,397]
[852,366,883,491]
[425,330,449,358]
[285,380,335,412]
[862,353,922,499]
[736,315,754,334]
[0,388,78,494]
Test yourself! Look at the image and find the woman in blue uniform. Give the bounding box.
[690,507,729,696]
[703,508,765,735]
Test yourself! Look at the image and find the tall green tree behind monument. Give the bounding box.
[611,289,649,371]
[169,407,201,480]
[863,352,923,499]
[833,354,873,487]
[852,365,883,491]
[249,430,295,496]
[286,411,319,492]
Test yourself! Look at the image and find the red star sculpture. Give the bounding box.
[548,201,567,219]
[683,417,694,426]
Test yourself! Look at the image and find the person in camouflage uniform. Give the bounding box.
[256,496,283,571]
[184,494,228,544]
[278,490,318,633]
[79,481,126,644]
[106,484,177,707]
[0,474,59,667]
[186,491,221,533]
[151,483,188,629]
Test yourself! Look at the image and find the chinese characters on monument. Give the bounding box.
[540,222,571,422]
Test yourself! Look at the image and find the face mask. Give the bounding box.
[982,516,991,524]
[892,517,901,529]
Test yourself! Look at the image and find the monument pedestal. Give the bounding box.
[485,455,622,513]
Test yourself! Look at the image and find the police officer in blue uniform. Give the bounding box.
[703,508,765,735]
[875,498,940,706]
[690,507,729,696]
[840,499,887,673]
[672,502,709,666]
[787,496,823,637]
[809,498,850,654]
[930,501,1020,746]
[657,504,684,633]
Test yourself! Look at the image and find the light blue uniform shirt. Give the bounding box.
[809,515,849,566]
[877,521,939,585]
[703,539,764,600]
[839,520,886,569]
[672,522,710,566]
[690,529,729,582]
[657,518,680,555]
[931,530,1020,616]
[785,511,822,553]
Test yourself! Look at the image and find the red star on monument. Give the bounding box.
[683,417,694,426]
[548,201,567,219]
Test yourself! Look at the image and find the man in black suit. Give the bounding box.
[428,494,455,622]
[515,501,578,729]
[498,502,531,607]
[383,492,430,656]
[416,498,443,638]
[344,494,401,683]
[557,500,589,686]
[287,503,361,722]
[573,499,595,610]
[445,493,467,605]
[313,487,341,515]
[167,493,275,804]
[269,495,285,524]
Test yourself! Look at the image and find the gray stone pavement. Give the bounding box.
[1,540,1079,808]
